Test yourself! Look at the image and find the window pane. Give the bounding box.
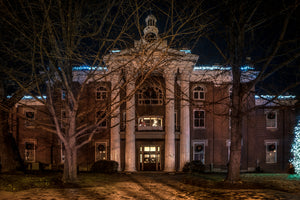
[194,119,199,127]
[200,92,204,99]
[194,92,198,99]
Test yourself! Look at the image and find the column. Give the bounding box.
[125,77,136,172]
[110,75,121,171]
[179,73,190,171]
[164,73,176,172]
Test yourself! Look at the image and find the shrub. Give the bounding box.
[91,160,118,173]
[183,161,205,173]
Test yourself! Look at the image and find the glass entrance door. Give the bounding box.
[139,145,161,171]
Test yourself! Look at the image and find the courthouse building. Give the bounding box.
[10,15,297,172]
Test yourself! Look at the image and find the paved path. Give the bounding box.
[0,173,299,199]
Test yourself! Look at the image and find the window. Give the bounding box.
[96,86,107,100]
[265,141,277,163]
[96,110,107,127]
[266,111,277,128]
[138,116,163,130]
[25,110,35,127]
[193,86,206,100]
[25,140,36,162]
[95,142,107,161]
[193,141,206,164]
[138,87,163,105]
[61,142,65,163]
[61,110,67,128]
[61,90,66,100]
[194,110,205,128]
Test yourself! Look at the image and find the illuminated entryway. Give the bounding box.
[139,145,161,171]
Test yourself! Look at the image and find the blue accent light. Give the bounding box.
[111,50,121,53]
[194,65,254,71]
[7,95,47,100]
[72,65,107,71]
[255,95,296,100]
[180,49,191,54]
[193,65,231,71]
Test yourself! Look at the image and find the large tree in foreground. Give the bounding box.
[203,0,300,182]
[0,0,206,182]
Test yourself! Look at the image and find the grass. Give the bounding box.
[0,172,299,193]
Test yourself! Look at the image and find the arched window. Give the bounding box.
[193,86,206,100]
[96,86,107,100]
[138,87,163,105]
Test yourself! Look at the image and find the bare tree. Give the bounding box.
[201,0,300,182]
[0,0,206,182]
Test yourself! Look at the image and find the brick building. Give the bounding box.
[9,15,297,172]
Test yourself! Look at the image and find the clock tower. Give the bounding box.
[143,14,159,43]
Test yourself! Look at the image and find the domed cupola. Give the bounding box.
[143,14,159,42]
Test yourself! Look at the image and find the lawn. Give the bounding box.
[0,172,299,192]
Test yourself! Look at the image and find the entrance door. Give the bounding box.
[139,145,161,171]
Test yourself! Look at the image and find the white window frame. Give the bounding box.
[24,139,36,162]
[193,109,205,128]
[192,85,206,100]
[266,110,277,129]
[264,140,278,164]
[138,116,163,130]
[95,142,107,161]
[96,110,107,128]
[61,142,65,163]
[24,109,35,128]
[192,140,207,164]
[137,86,163,105]
[96,86,108,100]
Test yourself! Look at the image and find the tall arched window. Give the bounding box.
[138,87,163,105]
[96,86,107,100]
[193,86,206,100]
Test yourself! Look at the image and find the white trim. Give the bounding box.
[95,141,107,161]
[24,109,36,128]
[24,139,37,163]
[192,85,206,100]
[192,140,207,164]
[265,110,277,129]
[96,86,108,100]
[264,140,278,164]
[193,109,205,128]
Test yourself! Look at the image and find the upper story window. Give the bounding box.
[138,116,163,130]
[96,110,107,128]
[193,86,206,100]
[25,110,35,128]
[96,86,108,100]
[194,110,205,128]
[138,87,163,105]
[266,111,277,128]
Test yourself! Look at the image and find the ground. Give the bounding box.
[0,172,300,199]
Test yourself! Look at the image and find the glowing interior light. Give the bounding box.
[180,49,191,54]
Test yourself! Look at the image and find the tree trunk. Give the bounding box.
[0,109,22,172]
[227,112,242,182]
[63,138,77,182]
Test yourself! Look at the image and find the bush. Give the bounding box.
[183,161,205,173]
[91,160,118,173]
